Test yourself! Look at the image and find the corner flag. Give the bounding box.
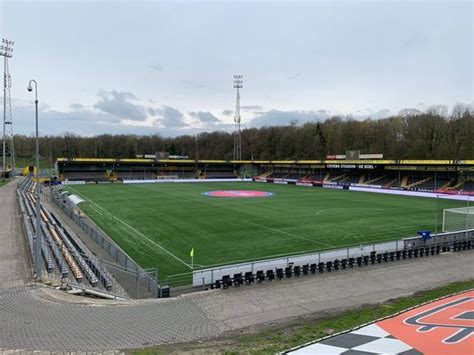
[189,248,194,257]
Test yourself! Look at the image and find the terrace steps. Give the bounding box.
[365,175,385,184]
[407,177,431,189]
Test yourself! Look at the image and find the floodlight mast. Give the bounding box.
[233,75,243,161]
[0,38,14,177]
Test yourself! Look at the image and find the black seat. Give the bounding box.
[341,259,347,269]
[302,264,309,275]
[233,273,243,286]
[244,271,254,284]
[222,275,232,289]
[363,255,369,265]
[318,262,324,273]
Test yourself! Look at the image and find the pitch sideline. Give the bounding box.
[67,186,193,269]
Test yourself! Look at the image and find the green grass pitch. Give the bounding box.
[65,182,464,282]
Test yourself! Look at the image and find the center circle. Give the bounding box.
[202,190,273,198]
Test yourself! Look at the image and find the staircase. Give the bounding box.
[400,176,409,188]
[323,173,331,182]
[259,171,273,178]
[446,180,464,191]
[331,174,347,182]
[365,176,385,184]
[407,177,431,189]
[384,178,398,188]
[358,175,365,184]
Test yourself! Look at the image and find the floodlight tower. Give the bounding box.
[0,38,15,177]
[233,75,243,161]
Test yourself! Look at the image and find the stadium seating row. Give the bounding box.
[211,241,472,289]
[18,178,113,291]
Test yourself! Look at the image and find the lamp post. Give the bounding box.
[27,79,41,277]
[1,38,14,177]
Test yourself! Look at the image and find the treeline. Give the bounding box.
[13,104,474,162]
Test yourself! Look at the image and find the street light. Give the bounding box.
[27,79,41,278]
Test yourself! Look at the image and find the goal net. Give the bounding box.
[442,206,474,232]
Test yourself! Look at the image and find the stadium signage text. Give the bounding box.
[296,181,314,187]
[323,183,344,189]
[326,164,376,169]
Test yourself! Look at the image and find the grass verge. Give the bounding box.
[0,178,10,188]
[131,280,473,354]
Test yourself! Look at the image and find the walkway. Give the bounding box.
[0,179,472,351]
[0,178,30,289]
[0,251,471,352]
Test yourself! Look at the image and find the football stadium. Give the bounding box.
[54,158,473,286]
[2,1,474,354]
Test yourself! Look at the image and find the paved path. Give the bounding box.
[0,178,30,289]
[0,252,472,352]
[0,181,472,352]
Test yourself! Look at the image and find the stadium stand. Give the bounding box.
[18,177,114,291]
[205,171,237,178]
[55,158,474,194]
[115,171,156,180]
[339,174,363,184]
[63,171,107,181]
[308,172,326,180]
[462,180,474,191]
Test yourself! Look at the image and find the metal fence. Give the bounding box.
[51,188,161,298]
[402,229,474,249]
[192,230,474,287]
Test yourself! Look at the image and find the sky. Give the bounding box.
[0,0,472,137]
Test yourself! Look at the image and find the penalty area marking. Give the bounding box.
[66,187,193,269]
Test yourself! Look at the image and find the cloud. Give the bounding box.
[181,80,204,89]
[150,63,163,72]
[249,110,329,127]
[354,108,392,119]
[69,103,84,110]
[12,102,150,136]
[241,105,263,111]
[222,109,234,116]
[93,90,147,121]
[288,72,301,79]
[189,111,220,124]
[155,105,188,128]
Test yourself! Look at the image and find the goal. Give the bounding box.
[442,206,474,232]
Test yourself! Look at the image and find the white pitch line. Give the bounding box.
[88,204,104,217]
[68,187,193,269]
[243,219,334,248]
[316,209,328,216]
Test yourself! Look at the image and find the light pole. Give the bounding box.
[27,79,41,278]
[1,38,14,177]
[233,75,243,161]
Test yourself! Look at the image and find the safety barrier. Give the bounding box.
[51,187,162,298]
[192,230,474,288]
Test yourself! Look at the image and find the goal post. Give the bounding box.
[442,206,474,232]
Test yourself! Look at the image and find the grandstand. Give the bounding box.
[56,158,474,194]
